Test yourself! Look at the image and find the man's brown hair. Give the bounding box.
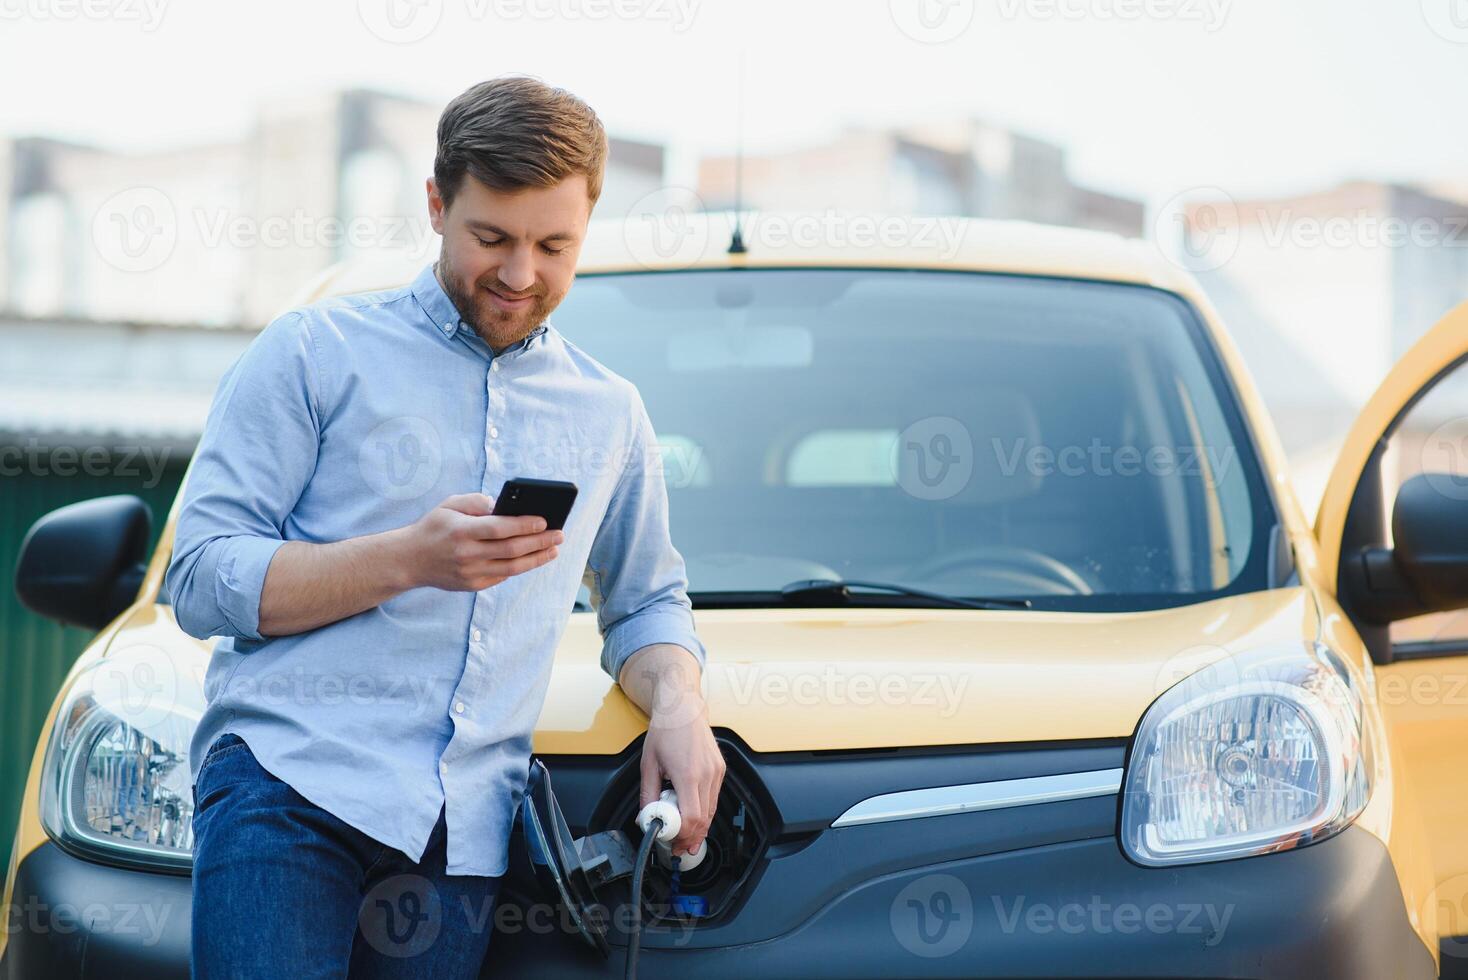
[433,76,608,207]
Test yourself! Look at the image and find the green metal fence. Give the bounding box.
[0,458,187,855]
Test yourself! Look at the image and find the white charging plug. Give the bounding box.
[634,788,708,872]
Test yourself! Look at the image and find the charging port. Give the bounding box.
[596,746,771,928]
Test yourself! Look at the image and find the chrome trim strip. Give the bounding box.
[830,767,1124,828]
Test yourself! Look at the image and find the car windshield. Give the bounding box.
[553,269,1274,612]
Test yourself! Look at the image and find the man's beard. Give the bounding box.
[436,254,556,352]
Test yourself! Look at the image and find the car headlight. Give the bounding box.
[39,643,203,872]
[1120,641,1373,867]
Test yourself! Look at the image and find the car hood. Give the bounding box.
[533,587,1318,753]
[134,588,1316,755]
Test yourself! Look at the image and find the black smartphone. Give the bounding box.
[492,477,579,531]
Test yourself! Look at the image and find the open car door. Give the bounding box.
[1315,299,1468,969]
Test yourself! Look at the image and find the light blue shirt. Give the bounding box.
[167,261,705,876]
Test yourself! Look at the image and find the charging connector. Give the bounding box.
[635,788,708,872]
[626,788,710,979]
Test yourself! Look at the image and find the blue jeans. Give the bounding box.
[190,732,502,979]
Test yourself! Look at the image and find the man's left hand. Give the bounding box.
[619,644,725,858]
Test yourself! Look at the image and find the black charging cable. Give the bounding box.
[625,815,663,980]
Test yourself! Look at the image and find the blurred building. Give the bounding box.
[697,120,1145,237]
[0,88,667,328]
[1173,180,1468,515]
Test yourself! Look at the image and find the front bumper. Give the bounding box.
[2,819,1436,979]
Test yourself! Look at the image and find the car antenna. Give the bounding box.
[728,49,748,255]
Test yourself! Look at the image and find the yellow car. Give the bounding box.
[5,213,1468,979]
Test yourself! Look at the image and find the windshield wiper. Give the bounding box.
[777,578,1031,610]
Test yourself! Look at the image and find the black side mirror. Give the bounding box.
[1346,473,1468,626]
[1391,473,1468,616]
[14,495,152,631]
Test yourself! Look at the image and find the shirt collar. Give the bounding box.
[410,261,550,360]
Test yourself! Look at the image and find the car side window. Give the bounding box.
[1385,360,1468,654]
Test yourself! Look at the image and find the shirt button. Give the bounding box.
[440,760,448,772]
[471,628,482,642]
[489,426,499,439]
[491,361,501,373]
[454,702,466,714]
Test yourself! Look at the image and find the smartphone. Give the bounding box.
[492,477,579,531]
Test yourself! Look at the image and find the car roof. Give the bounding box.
[301,211,1202,304]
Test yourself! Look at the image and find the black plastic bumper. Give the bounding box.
[3,840,190,979]
[3,821,1438,979]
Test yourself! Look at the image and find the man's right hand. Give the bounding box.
[399,492,564,592]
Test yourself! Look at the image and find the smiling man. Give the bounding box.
[167,76,723,977]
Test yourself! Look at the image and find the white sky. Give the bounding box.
[2,0,1467,207]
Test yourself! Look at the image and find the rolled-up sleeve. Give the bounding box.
[166,311,322,642]
[584,389,706,683]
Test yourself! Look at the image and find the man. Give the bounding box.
[168,75,724,977]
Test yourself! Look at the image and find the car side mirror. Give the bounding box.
[1391,473,1468,617]
[14,495,152,632]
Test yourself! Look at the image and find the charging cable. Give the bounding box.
[627,789,707,979]
[626,815,661,980]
